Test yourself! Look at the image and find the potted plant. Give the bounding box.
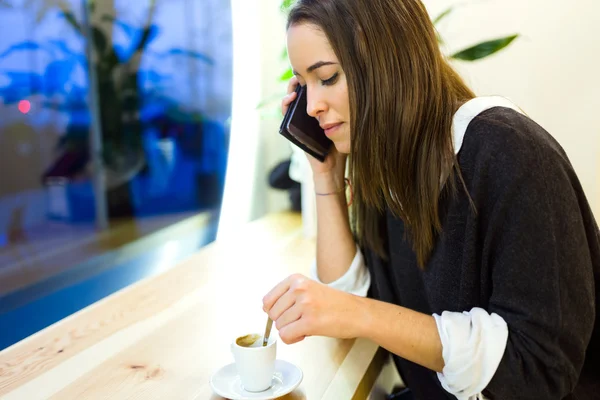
[0,0,214,219]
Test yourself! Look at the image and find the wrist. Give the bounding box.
[349,295,374,339]
[313,172,345,194]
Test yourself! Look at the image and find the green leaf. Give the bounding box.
[432,6,453,26]
[451,34,519,61]
[92,26,107,55]
[278,68,294,82]
[281,47,288,61]
[280,0,294,12]
[431,7,454,45]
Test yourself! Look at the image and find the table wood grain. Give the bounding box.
[0,212,382,399]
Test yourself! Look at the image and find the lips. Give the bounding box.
[320,122,343,137]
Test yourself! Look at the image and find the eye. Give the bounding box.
[321,72,339,86]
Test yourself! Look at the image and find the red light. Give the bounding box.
[18,100,31,114]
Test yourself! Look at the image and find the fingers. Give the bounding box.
[281,334,305,345]
[281,76,299,116]
[278,319,307,345]
[274,302,302,331]
[263,276,293,313]
[263,274,311,344]
[286,76,299,94]
[305,152,318,163]
[281,91,298,116]
[263,274,308,312]
[268,288,297,321]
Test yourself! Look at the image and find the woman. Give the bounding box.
[262,0,600,399]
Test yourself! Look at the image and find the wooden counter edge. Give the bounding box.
[320,338,386,400]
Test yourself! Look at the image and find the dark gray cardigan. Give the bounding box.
[363,107,600,400]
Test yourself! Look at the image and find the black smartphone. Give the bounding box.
[279,85,333,162]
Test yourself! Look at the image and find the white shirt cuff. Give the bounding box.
[434,308,508,400]
[309,245,371,297]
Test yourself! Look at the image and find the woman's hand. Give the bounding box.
[263,276,445,373]
[281,76,300,118]
[308,146,347,179]
[262,274,363,345]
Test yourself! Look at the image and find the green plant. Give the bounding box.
[0,0,216,217]
[61,0,165,174]
[432,5,519,61]
[1,0,212,185]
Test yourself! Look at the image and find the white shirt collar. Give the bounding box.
[452,96,524,154]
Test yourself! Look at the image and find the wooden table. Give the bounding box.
[0,212,385,399]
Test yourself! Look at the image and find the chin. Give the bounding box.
[333,140,351,154]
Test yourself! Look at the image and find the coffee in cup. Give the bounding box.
[235,333,261,347]
[231,333,277,392]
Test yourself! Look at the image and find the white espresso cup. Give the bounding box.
[231,334,277,392]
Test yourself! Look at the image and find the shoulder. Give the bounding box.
[458,106,573,182]
[454,106,588,218]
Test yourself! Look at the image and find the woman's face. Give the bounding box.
[287,23,351,154]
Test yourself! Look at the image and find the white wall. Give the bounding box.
[218,0,292,238]
[256,0,296,217]
[425,0,600,218]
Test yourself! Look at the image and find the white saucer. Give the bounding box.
[210,359,303,400]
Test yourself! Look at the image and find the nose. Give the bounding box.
[306,87,327,118]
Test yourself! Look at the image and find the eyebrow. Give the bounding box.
[293,61,337,76]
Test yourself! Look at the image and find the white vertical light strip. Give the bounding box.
[217,0,262,240]
[81,0,108,230]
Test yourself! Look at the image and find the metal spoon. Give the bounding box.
[262,316,273,346]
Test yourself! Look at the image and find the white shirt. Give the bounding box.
[310,96,524,400]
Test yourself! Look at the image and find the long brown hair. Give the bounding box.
[288,0,475,267]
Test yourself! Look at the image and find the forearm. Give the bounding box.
[355,296,445,372]
[314,172,356,283]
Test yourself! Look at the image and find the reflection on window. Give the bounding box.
[0,0,233,350]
